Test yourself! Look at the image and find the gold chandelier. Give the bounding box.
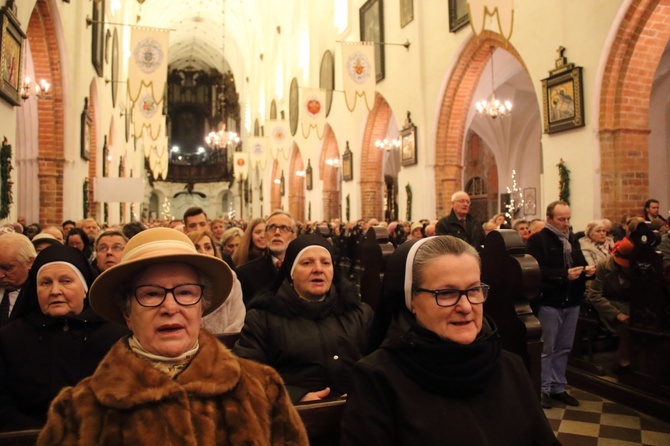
[475,47,512,119]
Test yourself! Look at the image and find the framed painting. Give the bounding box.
[523,187,537,216]
[342,143,353,182]
[91,0,105,77]
[401,118,417,166]
[81,98,92,161]
[111,28,119,107]
[0,4,26,106]
[541,66,585,134]
[360,0,385,82]
[449,0,469,33]
[400,0,414,28]
[289,78,299,136]
[306,159,313,191]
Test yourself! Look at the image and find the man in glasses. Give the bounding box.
[92,230,128,277]
[526,201,595,409]
[435,191,485,251]
[237,210,297,305]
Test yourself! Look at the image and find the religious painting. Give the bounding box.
[289,78,299,136]
[319,51,335,117]
[91,0,105,77]
[0,4,25,106]
[111,28,119,108]
[523,187,537,216]
[449,0,469,32]
[306,160,313,191]
[541,66,585,134]
[401,120,417,166]
[81,98,92,161]
[360,0,385,82]
[342,144,353,181]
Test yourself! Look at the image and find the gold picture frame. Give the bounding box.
[541,49,585,134]
[81,98,92,161]
[400,0,414,28]
[342,142,353,182]
[0,3,25,106]
[400,112,417,166]
[360,0,385,82]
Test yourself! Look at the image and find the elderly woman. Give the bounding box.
[221,227,244,258]
[234,235,373,403]
[232,218,267,267]
[37,228,307,445]
[186,230,246,333]
[0,245,127,431]
[579,219,612,266]
[341,236,558,446]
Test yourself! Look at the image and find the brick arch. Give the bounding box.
[434,31,527,218]
[27,0,64,225]
[318,124,340,221]
[360,93,393,220]
[87,80,101,220]
[599,0,669,220]
[270,159,281,211]
[288,143,305,222]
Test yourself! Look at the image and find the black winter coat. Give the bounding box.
[341,314,559,446]
[0,305,128,430]
[236,253,278,305]
[526,227,588,308]
[233,280,373,403]
[435,210,485,251]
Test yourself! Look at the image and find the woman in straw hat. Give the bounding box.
[37,228,307,445]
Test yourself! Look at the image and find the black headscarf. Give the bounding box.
[369,236,502,397]
[14,244,95,319]
[272,234,336,292]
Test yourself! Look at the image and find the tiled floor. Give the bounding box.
[543,387,670,446]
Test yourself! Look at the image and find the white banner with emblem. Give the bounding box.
[300,88,327,140]
[265,119,291,160]
[341,42,376,112]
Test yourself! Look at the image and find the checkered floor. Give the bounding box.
[543,387,670,445]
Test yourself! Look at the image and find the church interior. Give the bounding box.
[1,0,670,444]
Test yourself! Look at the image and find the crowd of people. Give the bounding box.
[0,195,667,444]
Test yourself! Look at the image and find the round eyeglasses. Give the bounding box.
[133,284,205,307]
[413,283,490,308]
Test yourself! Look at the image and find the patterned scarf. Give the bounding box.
[128,336,199,378]
[545,223,573,267]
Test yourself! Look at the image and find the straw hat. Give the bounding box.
[89,227,233,325]
[31,232,61,248]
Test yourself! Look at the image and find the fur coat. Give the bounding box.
[37,330,308,446]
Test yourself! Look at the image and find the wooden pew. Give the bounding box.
[295,399,346,446]
[0,429,40,445]
[359,226,394,311]
[480,229,543,394]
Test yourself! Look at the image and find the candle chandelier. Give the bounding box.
[475,47,512,119]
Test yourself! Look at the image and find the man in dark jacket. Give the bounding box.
[526,201,595,409]
[435,191,485,251]
[237,210,296,305]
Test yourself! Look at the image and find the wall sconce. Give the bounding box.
[20,77,50,100]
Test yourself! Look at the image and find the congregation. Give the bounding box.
[0,194,668,444]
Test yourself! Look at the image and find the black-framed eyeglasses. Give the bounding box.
[413,283,490,308]
[134,284,205,308]
[266,224,294,234]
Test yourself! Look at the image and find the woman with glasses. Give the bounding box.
[234,235,373,404]
[37,228,308,445]
[341,236,558,446]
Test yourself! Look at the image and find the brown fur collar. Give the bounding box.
[90,331,242,409]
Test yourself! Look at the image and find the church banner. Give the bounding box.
[249,136,268,169]
[468,0,514,41]
[300,88,327,140]
[128,27,169,156]
[265,119,291,160]
[234,153,249,180]
[341,42,376,112]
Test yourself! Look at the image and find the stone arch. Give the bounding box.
[360,93,393,220]
[599,0,670,220]
[23,0,65,225]
[288,143,305,222]
[434,31,527,218]
[270,159,281,211]
[318,124,341,221]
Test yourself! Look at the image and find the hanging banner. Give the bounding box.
[265,119,291,160]
[234,152,249,180]
[300,88,327,140]
[147,139,169,180]
[468,0,514,41]
[249,136,268,169]
[341,42,376,112]
[128,27,169,148]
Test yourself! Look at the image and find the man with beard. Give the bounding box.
[237,210,296,305]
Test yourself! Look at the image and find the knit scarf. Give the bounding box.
[545,223,573,267]
[383,312,501,397]
[128,336,199,378]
